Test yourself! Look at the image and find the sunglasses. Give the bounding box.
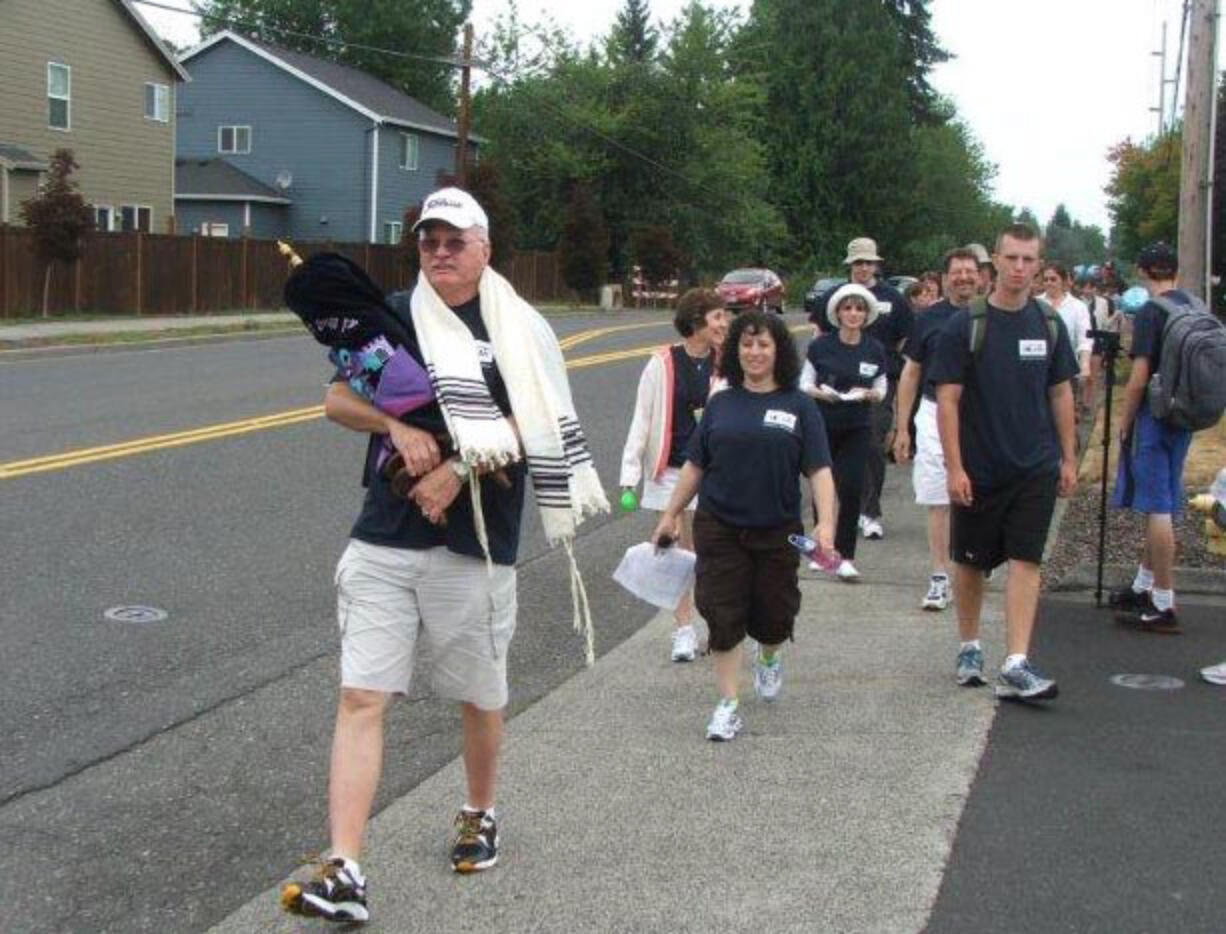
[418,235,479,255]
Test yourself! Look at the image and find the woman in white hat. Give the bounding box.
[800,284,889,580]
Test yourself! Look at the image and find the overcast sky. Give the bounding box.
[139,0,1201,233]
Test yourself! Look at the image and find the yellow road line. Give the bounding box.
[557,319,669,350]
[0,323,809,480]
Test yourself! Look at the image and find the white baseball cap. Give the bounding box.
[412,187,489,232]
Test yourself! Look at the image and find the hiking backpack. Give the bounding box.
[968,297,1061,358]
[1147,294,1226,431]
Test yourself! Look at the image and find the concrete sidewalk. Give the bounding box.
[210,474,1014,933]
[0,312,299,347]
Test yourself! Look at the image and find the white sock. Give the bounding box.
[462,803,494,818]
[719,696,738,710]
[1003,653,1027,671]
[1151,588,1174,612]
[960,639,981,652]
[1132,566,1154,593]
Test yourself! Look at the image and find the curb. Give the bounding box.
[1050,561,1226,597]
[0,327,304,360]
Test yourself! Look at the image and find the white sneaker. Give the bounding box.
[1201,661,1226,685]
[922,575,949,610]
[836,559,860,581]
[862,518,884,540]
[706,701,743,741]
[857,514,869,534]
[807,559,821,572]
[753,657,783,701]
[671,624,698,662]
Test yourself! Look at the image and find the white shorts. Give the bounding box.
[334,540,517,710]
[641,465,697,512]
[912,398,949,506]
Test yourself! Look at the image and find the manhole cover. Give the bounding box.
[1110,673,1185,691]
[103,605,169,624]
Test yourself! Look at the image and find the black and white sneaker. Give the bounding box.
[280,857,368,923]
[451,809,499,873]
[1108,587,1150,613]
[1121,604,1182,635]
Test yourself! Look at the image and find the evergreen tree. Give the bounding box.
[881,0,950,125]
[608,0,658,64]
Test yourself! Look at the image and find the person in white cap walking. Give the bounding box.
[800,283,888,580]
[832,236,913,541]
[280,187,608,923]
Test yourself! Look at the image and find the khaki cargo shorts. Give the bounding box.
[334,539,517,710]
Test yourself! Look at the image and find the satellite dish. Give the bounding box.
[274,169,293,190]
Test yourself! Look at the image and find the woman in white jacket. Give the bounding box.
[620,288,729,662]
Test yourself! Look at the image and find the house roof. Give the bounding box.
[179,30,482,141]
[0,143,48,171]
[175,158,291,204]
[114,0,191,82]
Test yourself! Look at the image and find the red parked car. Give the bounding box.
[716,268,785,314]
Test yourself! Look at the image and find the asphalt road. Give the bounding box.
[0,311,683,932]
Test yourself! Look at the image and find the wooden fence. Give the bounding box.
[0,225,577,318]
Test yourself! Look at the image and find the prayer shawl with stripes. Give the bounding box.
[410,266,609,664]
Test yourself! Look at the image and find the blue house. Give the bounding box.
[175,30,479,243]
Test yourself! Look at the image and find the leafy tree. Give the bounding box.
[19,149,94,318]
[630,224,684,285]
[1042,203,1106,267]
[1105,131,1180,264]
[196,0,471,115]
[741,0,917,268]
[558,182,609,300]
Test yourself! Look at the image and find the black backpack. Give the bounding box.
[1147,294,1226,431]
[968,297,1061,358]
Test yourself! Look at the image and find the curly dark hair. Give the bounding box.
[719,310,800,389]
[673,288,725,337]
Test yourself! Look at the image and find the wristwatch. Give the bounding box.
[448,457,471,481]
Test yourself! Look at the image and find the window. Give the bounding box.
[399,132,418,171]
[200,221,229,238]
[48,63,70,130]
[94,206,114,232]
[120,205,152,233]
[384,221,403,244]
[218,125,251,154]
[144,83,169,122]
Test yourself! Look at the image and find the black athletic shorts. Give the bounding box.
[692,510,802,651]
[950,467,1058,571]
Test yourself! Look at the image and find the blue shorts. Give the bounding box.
[1112,407,1193,515]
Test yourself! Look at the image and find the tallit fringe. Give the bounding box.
[564,538,596,667]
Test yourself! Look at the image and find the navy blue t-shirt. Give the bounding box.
[812,280,913,377]
[347,291,527,565]
[928,300,1078,488]
[686,386,832,528]
[805,332,887,430]
[903,299,961,401]
[668,345,715,466]
[1130,288,1194,367]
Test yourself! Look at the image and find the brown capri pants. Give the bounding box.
[692,510,803,652]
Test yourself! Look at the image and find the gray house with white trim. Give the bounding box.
[176,31,479,243]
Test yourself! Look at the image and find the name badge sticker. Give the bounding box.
[763,409,798,432]
[875,300,892,316]
[475,340,495,365]
[1018,339,1047,359]
[859,362,879,378]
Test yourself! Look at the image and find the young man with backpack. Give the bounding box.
[1110,241,1226,633]
[929,223,1079,700]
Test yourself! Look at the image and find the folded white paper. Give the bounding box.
[612,542,697,610]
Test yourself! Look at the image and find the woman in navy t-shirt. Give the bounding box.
[651,311,835,742]
[800,283,888,580]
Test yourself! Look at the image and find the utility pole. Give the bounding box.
[1152,20,1169,133]
[1177,0,1219,300]
[455,22,474,186]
